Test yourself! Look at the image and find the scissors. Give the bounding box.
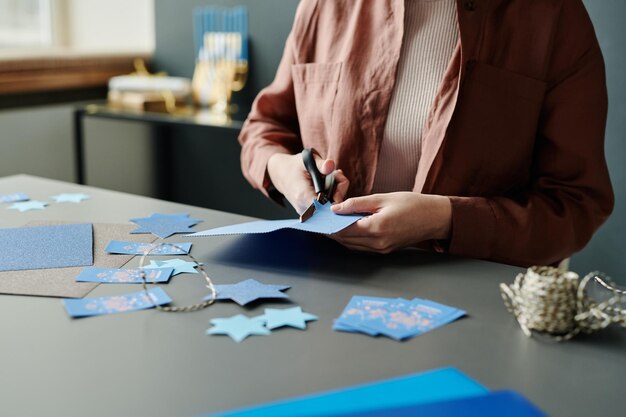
[299,148,336,223]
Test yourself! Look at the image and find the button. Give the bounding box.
[464,1,476,11]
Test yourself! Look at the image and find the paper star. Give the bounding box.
[0,192,29,203]
[130,213,203,238]
[143,258,200,275]
[7,200,48,212]
[207,314,271,342]
[257,307,319,330]
[206,279,291,305]
[51,193,91,203]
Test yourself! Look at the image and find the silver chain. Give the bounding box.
[500,266,626,341]
[138,241,216,312]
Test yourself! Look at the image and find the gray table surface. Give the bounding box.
[0,174,624,417]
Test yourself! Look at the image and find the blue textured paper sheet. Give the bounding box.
[319,391,548,417]
[0,223,93,272]
[0,192,29,203]
[75,267,174,283]
[63,287,171,318]
[204,368,487,417]
[188,201,364,237]
[105,240,192,255]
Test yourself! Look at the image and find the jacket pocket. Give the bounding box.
[291,62,343,153]
[444,62,547,195]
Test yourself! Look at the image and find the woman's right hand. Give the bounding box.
[267,152,350,214]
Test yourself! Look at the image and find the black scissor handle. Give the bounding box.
[302,148,325,195]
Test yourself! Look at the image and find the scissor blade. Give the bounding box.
[299,202,316,223]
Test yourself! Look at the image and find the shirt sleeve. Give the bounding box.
[446,0,614,266]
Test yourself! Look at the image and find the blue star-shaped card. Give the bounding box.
[205,279,290,306]
[130,212,203,238]
[257,307,318,330]
[207,314,271,342]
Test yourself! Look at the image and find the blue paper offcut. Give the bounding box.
[0,223,93,272]
[75,267,174,284]
[105,240,192,255]
[320,391,548,417]
[188,201,364,237]
[0,192,29,203]
[203,367,487,417]
[63,287,172,318]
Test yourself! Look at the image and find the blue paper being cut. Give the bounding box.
[75,267,174,283]
[0,192,29,203]
[105,240,192,255]
[0,223,93,272]
[63,287,171,318]
[204,367,487,417]
[188,201,364,237]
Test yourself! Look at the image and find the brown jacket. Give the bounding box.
[239,0,614,266]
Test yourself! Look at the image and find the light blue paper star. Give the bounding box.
[143,258,200,275]
[257,307,319,330]
[130,213,203,238]
[7,200,48,212]
[51,193,91,203]
[207,314,271,342]
[206,279,291,305]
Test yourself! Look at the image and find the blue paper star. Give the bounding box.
[51,193,91,203]
[207,314,271,342]
[257,307,319,330]
[130,213,203,238]
[206,279,291,305]
[7,200,48,212]
[143,258,199,275]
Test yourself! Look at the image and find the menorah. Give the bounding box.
[192,6,248,117]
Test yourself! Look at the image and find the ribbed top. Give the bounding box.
[372,0,458,193]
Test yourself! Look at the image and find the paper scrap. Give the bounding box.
[205,279,290,306]
[0,192,29,203]
[188,201,364,237]
[105,240,192,255]
[0,223,93,272]
[63,287,171,318]
[75,267,174,284]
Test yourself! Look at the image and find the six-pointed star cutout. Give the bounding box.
[206,279,291,305]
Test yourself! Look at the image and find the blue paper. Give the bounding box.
[205,279,290,305]
[188,201,364,237]
[207,314,271,342]
[105,240,192,255]
[7,200,48,212]
[319,391,548,417]
[334,296,465,341]
[0,223,93,272]
[0,192,29,203]
[143,258,200,275]
[130,212,203,238]
[75,267,174,284]
[63,287,171,318]
[204,367,487,417]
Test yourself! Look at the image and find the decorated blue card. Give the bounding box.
[0,223,93,272]
[63,287,171,318]
[75,267,174,284]
[0,192,29,203]
[188,201,364,237]
[333,296,465,341]
[105,240,192,255]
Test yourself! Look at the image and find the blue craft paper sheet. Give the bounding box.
[205,368,487,417]
[63,287,171,318]
[319,391,548,417]
[188,201,364,237]
[75,267,174,283]
[0,223,93,272]
[105,240,192,255]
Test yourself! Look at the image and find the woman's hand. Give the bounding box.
[267,152,350,214]
[330,192,452,253]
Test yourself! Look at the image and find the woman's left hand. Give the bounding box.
[330,192,452,253]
